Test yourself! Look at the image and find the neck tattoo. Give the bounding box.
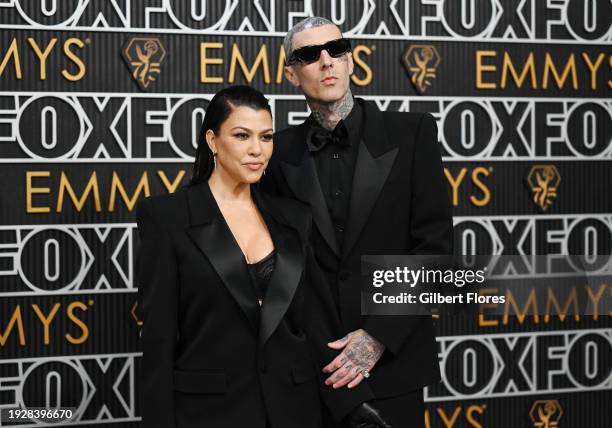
[308,90,354,130]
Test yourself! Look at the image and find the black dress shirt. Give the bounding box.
[307,100,363,248]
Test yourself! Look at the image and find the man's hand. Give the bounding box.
[347,402,392,428]
[323,329,384,389]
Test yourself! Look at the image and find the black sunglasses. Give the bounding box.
[287,38,352,65]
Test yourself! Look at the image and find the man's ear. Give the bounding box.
[205,129,216,154]
[284,65,301,87]
[347,52,354,76]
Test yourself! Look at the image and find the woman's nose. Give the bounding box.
[248,138,263,156]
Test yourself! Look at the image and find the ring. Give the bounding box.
[362,370,370,378]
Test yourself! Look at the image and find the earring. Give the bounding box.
[212,152,217,169]
[263,169,266,176]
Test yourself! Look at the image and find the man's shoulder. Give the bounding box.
[274,122,308,145]
[260,190,312,236]
[271,122,309,162]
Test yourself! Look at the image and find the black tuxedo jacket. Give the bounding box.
[135,182,322,428]
[262,98,454,421]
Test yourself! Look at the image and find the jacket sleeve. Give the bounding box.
[363,112,453,355]
[135,198,178,427]
[302,217,375,422]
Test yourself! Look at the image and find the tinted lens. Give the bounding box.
[290,38,351,64]
[325,39,351,57]
[294,45,323,63]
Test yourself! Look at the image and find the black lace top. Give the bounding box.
[246,250,276,306]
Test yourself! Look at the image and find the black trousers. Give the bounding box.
[323,388,425,428]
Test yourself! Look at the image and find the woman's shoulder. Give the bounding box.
[135,186,190,228]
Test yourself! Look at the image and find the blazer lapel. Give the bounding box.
[184,182,259,332]
[280,138,340,257]
[254,190,305,346]
[342,99,399,258]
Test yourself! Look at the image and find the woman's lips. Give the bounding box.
[244,163,264,171]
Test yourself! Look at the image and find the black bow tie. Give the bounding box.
[307,123,349,152]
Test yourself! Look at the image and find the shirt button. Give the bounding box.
[332,153,340,159]
[336,225,344,233]
[334,190,342,197]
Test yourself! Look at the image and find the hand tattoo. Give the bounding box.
[343,329,384,374]
[324,329,385,388]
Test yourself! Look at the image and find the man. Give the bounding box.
[261,17,453,428]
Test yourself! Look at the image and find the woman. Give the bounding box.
[135,85,322,428]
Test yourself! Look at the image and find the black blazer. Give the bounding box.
[135,182,322,428]
[262,98,454,421]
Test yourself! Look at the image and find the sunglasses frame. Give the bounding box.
[287,38,352,65]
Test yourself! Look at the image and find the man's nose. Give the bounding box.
[319,49,333,68]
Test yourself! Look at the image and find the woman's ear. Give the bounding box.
[205,129,216,154]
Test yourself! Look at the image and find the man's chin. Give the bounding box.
[310,90,347,104]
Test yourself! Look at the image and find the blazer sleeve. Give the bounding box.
[135,198,179,427]
[362,112,454,355]
[302,217,375,422]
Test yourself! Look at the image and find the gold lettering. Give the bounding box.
[582,53,606,90]
[62,38,86,81]
[108,171,150,211]
[444,168,467,207]
[475,51,497,89]
[543,53,578,89]
[229,43,270,83]
[27,37,58,80]
[0,305,26,346]
[609,55,612,89]
[26,171,51,213]
[66,301,89,344]
[157,170,186,193]
[466,405,485,428]
[501,52,537,89]
[0,38,22,79]
[32,303,61,345]
[586,284,607,320]
[504,288,539,324]
[200,42,224,84]
[276,46,286,84]
[424,409,431,428]
[478,288,499,327]
[470,167,491,207]
[351,45,373,86]
[56,171,101,212]
[544,287,580,322]
[437,407,461,428]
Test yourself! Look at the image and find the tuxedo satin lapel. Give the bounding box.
[280,151,339,256]
[257,219,304,346]
[341,100,399,259]
[185,184,259,332]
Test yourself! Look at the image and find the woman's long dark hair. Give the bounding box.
[190,85,272,186]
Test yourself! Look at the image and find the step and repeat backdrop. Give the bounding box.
[0,1,611,427]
